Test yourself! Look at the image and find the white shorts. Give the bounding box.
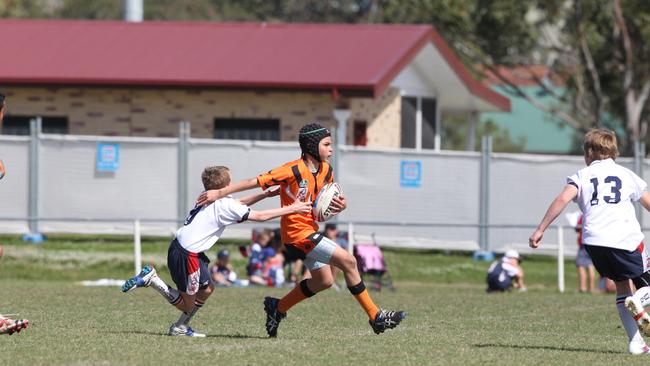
[304,236,337,271]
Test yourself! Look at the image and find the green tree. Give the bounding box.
[442,114,525,153]
[0,0,51,17]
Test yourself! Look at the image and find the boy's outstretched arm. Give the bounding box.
[639,191,650,212]
[197,177,259,206]
[248,199,312,222]
[529,184,578,248]
[239,187,280,207]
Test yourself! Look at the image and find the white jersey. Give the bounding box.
[567,158,646,251]
[175,195,250,253]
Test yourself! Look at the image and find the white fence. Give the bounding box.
[1,123,650,263]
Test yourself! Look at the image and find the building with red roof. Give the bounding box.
[0,19,509,149]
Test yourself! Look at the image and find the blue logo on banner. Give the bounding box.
[97,143,120,172]
[400,160,421,188]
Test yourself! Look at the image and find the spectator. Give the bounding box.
[210,249,237,287]
[263,238,285,287]
[486,250,527,293]
[280,225,306,285]
[248,230,273,286]
[575,215,597,293]
[600,276,617,293]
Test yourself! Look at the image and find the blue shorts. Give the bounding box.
[575,247,593,268]
[487,276,513,292]
[167,238,211,295]
[584,243,648,282]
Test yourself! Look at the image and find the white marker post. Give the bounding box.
[134,219,142,275]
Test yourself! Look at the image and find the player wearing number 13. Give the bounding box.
[529,128,650,355]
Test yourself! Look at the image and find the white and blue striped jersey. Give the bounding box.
[567,158,646,251]
[175,195,250,253]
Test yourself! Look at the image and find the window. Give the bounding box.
[400,97,417,148]
[353,120,367,146]
[214,118,280,141]
[400,97,437,149]
[2,115,69,135]
[421,98,436,149]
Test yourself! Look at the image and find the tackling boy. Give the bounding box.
[122,166,311,337]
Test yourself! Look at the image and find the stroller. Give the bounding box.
[353,239,395,291]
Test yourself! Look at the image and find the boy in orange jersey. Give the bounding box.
[197,123,406,337]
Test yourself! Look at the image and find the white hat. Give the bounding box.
[504,250,520,260]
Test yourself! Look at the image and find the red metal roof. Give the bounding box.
[482,65,566,87]
[0,19,509,111]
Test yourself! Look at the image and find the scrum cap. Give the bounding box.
[298,123,330,162]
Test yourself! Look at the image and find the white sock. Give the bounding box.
[617,295,645,344]
[175,299,205,327]
[149,275,181,304]
[633,286,650,307]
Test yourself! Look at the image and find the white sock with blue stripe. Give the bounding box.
[149,275,181,304]
[617,295,645,344]
[175,299,205,327]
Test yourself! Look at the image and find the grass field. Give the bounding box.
[1,235,649,365]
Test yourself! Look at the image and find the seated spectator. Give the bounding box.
[280,226,306,285]
[600,276,617,293]
[247,230,274,286]
[263,239,285,287]
[210,249,239,287]
[486,250,527,293]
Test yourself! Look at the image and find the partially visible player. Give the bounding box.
[529,128,650,355]
[0,91,28,336]
[0,92,5,180]
[0,315,28,335]
[196,123,406,337]
[122,166,312,337]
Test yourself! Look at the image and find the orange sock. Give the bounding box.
[278,279,314,313]
[349,281,379,320]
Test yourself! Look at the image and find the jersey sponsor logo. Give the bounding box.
[297,179,309,201]
[187,270,200,295]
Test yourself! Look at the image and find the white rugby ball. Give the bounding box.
[312,182,342,222]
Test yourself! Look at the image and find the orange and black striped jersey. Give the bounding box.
[257,158,334,245]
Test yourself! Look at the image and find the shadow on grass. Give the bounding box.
[107,330,268,339]
[474,343,623,355]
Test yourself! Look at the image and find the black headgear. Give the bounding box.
[298,123,330,162]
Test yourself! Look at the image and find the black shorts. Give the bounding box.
[584,243,648,282]
[167,238,211,295]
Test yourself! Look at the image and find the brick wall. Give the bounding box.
[349,87,401,148]
[2,86,401,146]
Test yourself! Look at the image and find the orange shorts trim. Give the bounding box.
[285,232,322,257]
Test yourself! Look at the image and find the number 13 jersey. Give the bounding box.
[568,158,647,250]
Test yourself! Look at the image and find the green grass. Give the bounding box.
[1,235,645,365]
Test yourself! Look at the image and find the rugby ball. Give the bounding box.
[312,182,342,222]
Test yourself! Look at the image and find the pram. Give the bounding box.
[353,241,395,291]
